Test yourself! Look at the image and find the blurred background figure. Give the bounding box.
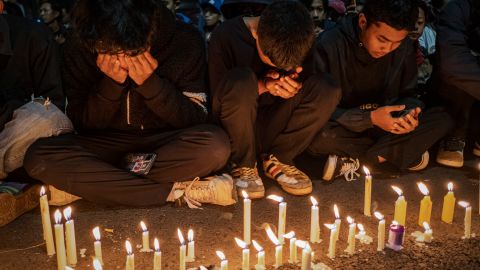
[163,0,176,12]
[176,0,205,34]
[220,0,271,20]
[201,0,223,41]
[39,0,67,44]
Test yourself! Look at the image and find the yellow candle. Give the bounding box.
[423,222,433,243]
[392,186,407,226]
[374,212,385,251]
[283,231,297,263]
[39,187,55,256]
[252,240,265,270]
[345,216,356,255]
[216,251,228,270]
[243,191,251,245]
[63,207,77,266]
[268,195,287,244]
[125,240,134,270]
[363,167,372,217]
[441,182,456,224]
[92,227,103,265]
[235,238,250,270]
[93,258,103,270]
[459,201,472,239]
[177,229,186,270]
[53,210,66,270]
[140,221,151,252]
[186,229,195,262]
[325,224,337,259]
[310,196,321,243]
[295,240,311,270]
[333,204,341,241]
[418,182,433,226]
[153,238,162,270]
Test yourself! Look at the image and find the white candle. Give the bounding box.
[92,227,103,265]
[252,240,265,270]
[265,225,283,268]
[374,212,385,251]
[325,224,337,259]
[243,191,251,245]
[422,222,433,243]
[295,240,312,270]
[459,201,472,239]
[283,231,297,264]
[93,258,103,270]
[235,238,250,270]
[363,166,372,217]
[125,240,134,270]
[216,251,228,270]
[53,210,66,270]
[153,238,162,270]
[345,216,356,255]
[186,229,195,262]
[63,207,77,266]
[333,204,341,241]
[140,221,151,252]
[178,229,186,270]
[268,195,287,244]
[39,187,55,256]
[310,196,321,243]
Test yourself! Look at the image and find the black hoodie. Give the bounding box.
[315,14,419,133]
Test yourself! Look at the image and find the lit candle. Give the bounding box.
[295,240,311,270]
[92,227,103,265]
[140,221,151,252]
[243,191,251,245]
[93,258,103,270]
[216,251,228,270]
[266,225,283,268]
[333,204,341,241]
[63,207,77,267]
[392,186,407,226]
[267,195,287,244]
[283,231,297,264]
[178,229,186,270]
[235,238,250,270]
[153,238,162,270]
[252,240,265,270]
[458,201,472,239]
[355,224,372,244]
[345,216,356,255]
[39,187,55,256]
[363,166,372,217]
[441,182,456,224]
[417,182,433,227]
[186,229,195,262]
[199,266,208,270]
[125,240,134,270]
[53,210,66,270]
[309,196,321,243]
[325,224,337,259]
[374,212,385,251]
[423,222,433,243]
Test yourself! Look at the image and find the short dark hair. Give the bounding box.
[73,0,162,54]
[362,0,418,31]
[257,0,315,69]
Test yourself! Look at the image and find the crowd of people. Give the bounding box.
[0,0,478,227]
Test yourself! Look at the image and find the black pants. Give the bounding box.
[23,124,230,206]
[308,109,453,170]
[211,67,341,167]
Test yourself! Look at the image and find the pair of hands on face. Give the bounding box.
[371,105,421,135]
[96,51,158,86]
[262,67,303,99]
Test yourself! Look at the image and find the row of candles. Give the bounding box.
[38,165,476,269]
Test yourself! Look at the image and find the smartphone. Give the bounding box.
[391,109,412,118]
[123,153,157,175]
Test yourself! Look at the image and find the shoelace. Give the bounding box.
[444,137,465,152]
[282,165,307,181]
[236,167,259,181]
[338,158,360,182]
[182,177,215,209]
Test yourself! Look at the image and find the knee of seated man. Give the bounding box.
[302,73,341,103]
[23,137,55,179]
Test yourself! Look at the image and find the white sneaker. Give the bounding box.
[408,151,429,171]
[322,155,360,181]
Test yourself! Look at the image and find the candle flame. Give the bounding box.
[242,190,249,199]
[125,240,132,255]
[252,240,263,252]
[391,185,403,196]
[188,229,194,242]
[93,258,103,270]
[347,216,354,224]
[392,220,399,226]
[216,250,226,260]
[324,223,336,230]
[265,225,280,246]
[283,231,295,239]
[63,206,72,221]
[154,238,160,252]
[177,228,185,245]
[374,211,384,220]
[422,222,431,231]
[310,196,318,206]
[199,266,208,270]
[295,240,308,249]
[334,204,340,219]
[363,166,370,176]
[234,237,247,249]
[140,221,147,232]
[54,209,62,224]
[92,226,101,241]
[267,194,284,203]
[417,182,429,196]
[448,182,453,192]
[40,186,46,196]
[458,201,470,208]
[357,223,365,232]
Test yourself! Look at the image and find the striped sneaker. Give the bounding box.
[231,166,265,199]
[263,155,312,196]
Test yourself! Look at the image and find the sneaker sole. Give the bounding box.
[436,157,463,168]
[322,155,337,181]
[473,147,480,157]
[280,184,313,196]
[0,185,40,227]
[408,152,429,171]
[237,189,265,199]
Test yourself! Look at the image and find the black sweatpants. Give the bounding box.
[439,84,478,138]
[308,109,453,170]
[23,124,230,206]
[211,67,341,167]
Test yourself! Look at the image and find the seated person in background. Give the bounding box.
[0,0,72,226]
[209,0,341,198]
[220,0,271,20]
[201,0,223,42]
[24,0,235,209]
[434,0,480,168]
[309,0,452,181]
[39,0,67,44]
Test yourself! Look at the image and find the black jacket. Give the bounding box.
[0,15,64,131]
[435,0,480,99]
[316,14,419,132]
[62,6,208,132]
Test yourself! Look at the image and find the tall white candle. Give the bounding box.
[93,258,103,270]
[345,216,356,255]
[267,195,287,244]
[459,201,472,239]
[186,229,195,262]
[252,240,265,270]
[153,238,162,270]
[295,240,311,270]
[178,229,186,270]
[266,225,283,268]
[235,238,250,270]
[92,227,103,265]
[39,187,55,256]
[243,191,251,245]
[63,207,77,266]
[325,224,337,259]
[125,240,134,270]
[53,210,66,270]
[310,196,321,243]
[216,251,228,270]
[363,166,372,217]
[284,231,297,264]
[333,204,341,241]
[374,212,385,251]
[140,221,151,252]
